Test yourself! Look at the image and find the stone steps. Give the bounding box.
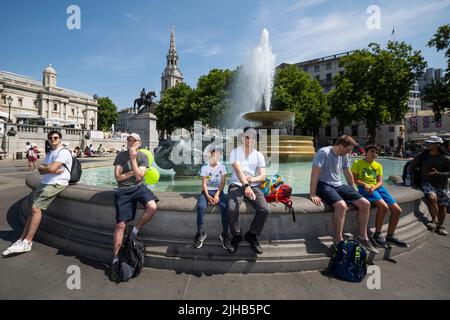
[143,219,429,274]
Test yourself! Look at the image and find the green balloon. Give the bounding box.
[144,167,160,185]
[139,148,154,166]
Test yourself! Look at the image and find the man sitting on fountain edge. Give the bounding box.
[227,127,270,254]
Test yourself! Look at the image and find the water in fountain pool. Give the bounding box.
[79,158,407,193]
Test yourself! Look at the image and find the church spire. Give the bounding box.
[161,25,183,94]
[170,24,176,52]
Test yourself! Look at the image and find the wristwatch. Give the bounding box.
[244,183,250,189]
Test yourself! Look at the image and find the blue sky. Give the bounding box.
[1,0,449,110]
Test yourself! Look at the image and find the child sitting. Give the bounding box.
[351,144,409,248]
[194,147,230,250]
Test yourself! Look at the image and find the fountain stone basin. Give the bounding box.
[242,110,315,162]
[18,173,431,274]
[243,111,295,128]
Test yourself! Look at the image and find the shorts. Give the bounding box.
[357,185,397,206]
[316,181,363,206]
[421,183,449,207]
[32,183,67,210]
[115,184,159,223]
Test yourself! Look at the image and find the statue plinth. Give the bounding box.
[131,112,158,151]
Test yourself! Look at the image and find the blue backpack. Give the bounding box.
[329,239,367,282]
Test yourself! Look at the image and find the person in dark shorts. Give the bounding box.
[351,144,409,248]
[408,136,449,235]
[310,135,379,254]
[110,133,159,281]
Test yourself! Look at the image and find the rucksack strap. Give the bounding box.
[56,147,72,173]
[280,199,296,222]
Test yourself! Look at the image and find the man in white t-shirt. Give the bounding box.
[227,128,270,254]
[2,130,72,256]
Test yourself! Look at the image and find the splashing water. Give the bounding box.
[247,28,276,111]
[224,29,276,128]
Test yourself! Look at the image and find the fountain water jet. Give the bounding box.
[240,29,315,162]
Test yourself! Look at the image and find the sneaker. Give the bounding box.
[2,239,32,256]
[228,234,242,254]
[244,231,263,254]
[386,234,410,247]
[372,232,389,249]
[327,242,338,257]
[356,236,379,254]
[436,224,448,236]
[219,232,231,250]
[426,220,438,231]
[109,261,120,283]
[194,231,207,249]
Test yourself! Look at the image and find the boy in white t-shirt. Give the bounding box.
[194,147,230,250]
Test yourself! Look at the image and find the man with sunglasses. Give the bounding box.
[110,133,159,282]
[2,130,72,256]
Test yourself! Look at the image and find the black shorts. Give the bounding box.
[316,181,363,206]
[115,184,159,223]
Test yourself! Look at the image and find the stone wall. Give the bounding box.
[0,124,127,159]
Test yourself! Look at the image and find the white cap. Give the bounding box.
[424,136,443,144]
[128,133,141,141]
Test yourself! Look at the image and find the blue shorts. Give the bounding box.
[357,185,397,206]
[115,184,159,223]
[316,181,363,206]
[421,183,449,207]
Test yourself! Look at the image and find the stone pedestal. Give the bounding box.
[131,112,158,151]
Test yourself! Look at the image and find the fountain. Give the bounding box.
[238,29,315,162]
[13,29,431,275]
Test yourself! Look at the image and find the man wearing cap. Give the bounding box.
[408,136,450,235]
[110,133,159,281]
[227,127,270,254]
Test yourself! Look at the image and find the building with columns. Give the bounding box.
[161,26,183,95]
[0,65,98,130]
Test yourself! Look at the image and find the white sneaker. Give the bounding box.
[2,239,32,256]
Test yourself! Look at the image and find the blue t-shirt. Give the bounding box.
[312,146,350,187]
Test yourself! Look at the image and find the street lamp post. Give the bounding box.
[7,96,13,123]
[1,96,13,157]
[90,117,95,130]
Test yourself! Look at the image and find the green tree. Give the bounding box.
[96,97,118,132]
[271,64,329,135]
[191,68,235,129]
[156,83,195,134]
[329,41,426,143]
[424,24,450,120]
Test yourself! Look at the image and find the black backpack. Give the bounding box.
[57,148,82,184]
[118,234,146,282]
[329,239,367,282]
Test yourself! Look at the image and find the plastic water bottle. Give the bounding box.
[405,174,411,186]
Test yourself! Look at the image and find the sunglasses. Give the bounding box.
[48,136,60,141]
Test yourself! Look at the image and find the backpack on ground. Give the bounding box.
[57,148,82,184]
[118,234,146,282]
[328,239,367,282]
[261,174,296,222]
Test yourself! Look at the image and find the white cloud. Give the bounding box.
[262,0,450,64]
[202,46,223,57]
[125,13,139,22]
[82,53,148,72]
[284,0,329,13]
